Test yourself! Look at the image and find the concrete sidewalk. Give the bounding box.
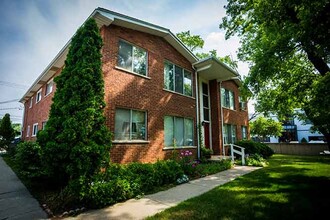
[70,165,261,220]
[0,156,48,220]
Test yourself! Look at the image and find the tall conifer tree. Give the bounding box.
[38,18,111,184]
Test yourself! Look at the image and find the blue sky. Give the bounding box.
[0,0,251,123]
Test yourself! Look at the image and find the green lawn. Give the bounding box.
[147,154,330,220]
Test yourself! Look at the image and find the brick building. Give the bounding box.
[20,8,249,163]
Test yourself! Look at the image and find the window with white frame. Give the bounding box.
[241,125,247,139]
[36,89,42,103]
[32,123,38,137]
[164,61,192,96]
[239,96,246,110]
[114,108,146,141]
[45,79,53,96]
[117,40,147,76]
[223,124,237,144]
[26,125,30,137]
[221,88,235,110]
[164,116,193,147]
[29,97,33,108]
[42,121,47,130]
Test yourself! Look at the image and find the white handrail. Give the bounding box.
[224,144,245,165]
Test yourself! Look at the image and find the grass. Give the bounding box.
[147,154,330,220]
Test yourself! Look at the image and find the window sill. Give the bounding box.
[222,107,236,111]
[163,146,197,150]
[163,89,195,99]
[112,140,150,144]
[115,66,151,80]
[45,92,52,97]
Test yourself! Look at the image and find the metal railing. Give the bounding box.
[224,144,246,165]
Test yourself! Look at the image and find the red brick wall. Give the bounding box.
[101,25,197,163]
[221,80,249,140]
[22,70,60,141]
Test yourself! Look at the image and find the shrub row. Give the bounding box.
[236,140,274,158]
[79,160,184,208]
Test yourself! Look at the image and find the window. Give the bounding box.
[202,83,210,121]
[36,89,42,103]
[164,116,193,147]
[221,88,235,110]
[223,124,237,144]
[32,123,38,137]
[29,97,33,108]
[239,96,246,110]
[164,61,192,96]
[45,79,53,96]
[117,40,147,76]
[114,108,146,140]
[26,125,30,137]
[42,121,47,130]
[241,126,247,139]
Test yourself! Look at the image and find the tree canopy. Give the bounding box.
[176,31,238,70]
[250,117,282,142]
[220,0,330,146]
[37,18,111,184]
[0,113,15,148]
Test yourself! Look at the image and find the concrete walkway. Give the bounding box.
[70,165,261,220]
[0,156,48,220]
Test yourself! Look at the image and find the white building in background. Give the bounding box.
[268,110,325,143]
[250,109,325,143]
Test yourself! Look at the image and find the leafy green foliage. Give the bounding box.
[176,31,238,69]
[236,139,274,158]
[245,154,268,167]
[79,160,183,208]
[15,141,46,179]
[200,147,213,159]
[0,113,15,148]
[250,116,282,140]
[37,18,111,184]
[220,0,330,143]
[176,31,204,52]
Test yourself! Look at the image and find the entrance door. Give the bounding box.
[204,122,210,149]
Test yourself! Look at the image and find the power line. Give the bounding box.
[0,80,29,90]
[0,99,20,104]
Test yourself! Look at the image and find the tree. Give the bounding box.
[0,113,15,148]
[176,31,238,70]
[37,18,111,184]
[220,0,330,147]
[250,117,282,142]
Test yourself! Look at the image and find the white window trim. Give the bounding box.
[36,89,42,103]
[114,108,147,141]
[164,116,194,147]
[221,88,235,110]
[164,60,193,97]
[29,97,33,108]
[117,39,148,76]
[32,123,38,137]
[26,125,30,137]
[45,79,53,96]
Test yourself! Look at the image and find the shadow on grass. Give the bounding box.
[148,155,330,220]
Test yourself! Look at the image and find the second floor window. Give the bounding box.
[117,40,147,76]
[36,89,42,103]
[221,88,235,110]
[164,61,192,96]
[45,79,53,96]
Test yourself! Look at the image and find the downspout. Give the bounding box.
[193,66,201,159]
[219,80,225,156]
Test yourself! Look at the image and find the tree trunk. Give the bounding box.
[304,47,330,76]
